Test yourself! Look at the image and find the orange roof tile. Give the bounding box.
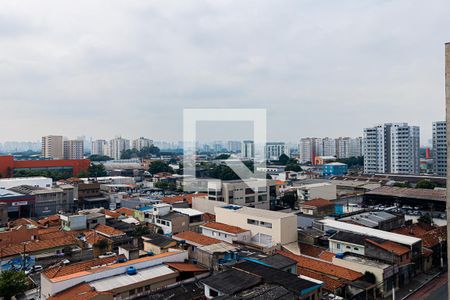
[162,193,207,205]
[165,262,208,272]
[115,207,135,217]
[104,209,120,219]
[319,251,336,262]
[203,213,216,223]
[366,239,410,256]
[298,269,345,291]
[301,198,334,207]
[48,283,111,300]
[277,250,363,281]
[275,180,286,185]
[202,222,249,234]
[44,255,123,279]
[173,231,221,246]
[95,224,125,237]
[0,236,77,258]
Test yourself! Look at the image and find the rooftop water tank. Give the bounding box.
[127,266,137,275]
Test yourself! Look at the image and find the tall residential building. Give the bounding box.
[432,121,447,176]
[265,142,289,160]
[322,137,337,157]
[299,138,316,163]
[336,137,363,159]
[91,140,108,156]
[63,140,84,160]
[241,140,255,159]
[363,123,420,175]
[227,141,241,153]
[109,137,130,160]
[132,137,153,151]
[41,135,64,159]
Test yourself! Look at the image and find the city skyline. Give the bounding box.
[0,1,449,143]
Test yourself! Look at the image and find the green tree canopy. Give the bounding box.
[418,213,433,225]
[215,154,231,160]
[88,155,112,162]
[149,161,174,174]
[336,156,364,168]
[278,154,290,165]
[0,270,28,300]
[121,146,160,159]
[415,179,437,190]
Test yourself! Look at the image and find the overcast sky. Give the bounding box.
[0,0,449,145]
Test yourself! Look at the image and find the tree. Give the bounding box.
[0,270,28,300]
[88,163,107,177]
[336,156,364,168]
[149,161,174,174]
[278,154,290,165]
[215,154,231,160]
[285,158,302,172]
[363,271,376,284]
[393,182,409,188]
[88,155,112,162]
[418,213,433,225]
[154,181,176,191]
[415,180,436,190]
[133,225,150,237]
[280,192,297,209]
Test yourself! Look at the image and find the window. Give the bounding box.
[336,243,341,249]
[209,288,219,297]
[247,219,259,226]
[129,289,135,296]
[137,287,143,294]
[260,221,272,228]
[145,285,151,291]
[354,247,359,251]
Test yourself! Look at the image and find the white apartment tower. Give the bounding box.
[109,137,130,160]
[299,138,315,163]
[322,137,337,157]
[132,137,153,151]
[336,137,363,159]
[91,140,108,156]
[241,140,255,159]
[63,140,84,160]
[265,142,289,161]
[432,121,447,176]
[363,123,420,175]
[41,135,64,159]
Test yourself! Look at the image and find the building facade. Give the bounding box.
[41,135,64,159]
[265,142,289,161]
[63,140,84,160]
[364,123,420,175]
[432,121,447,176]
[132,137,153,151]
[91,139,108,156]
[241,140,255,159]
[109,137,130,160]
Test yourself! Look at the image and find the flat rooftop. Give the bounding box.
[216,205,296,220]
[340,254,391,269]
[320,219,421,246]
[89,264,176,292]
[366,186,446,202]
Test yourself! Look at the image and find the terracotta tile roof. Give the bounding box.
[173,231,221,246]
[39,230,78,241]
[38,227,60,235]
[0,236,77,258]
[319,251,336,262]
[202,222,249,234]
[298,269,345,291]
[277,250,363,281]
[275,180,286,185]
[299,243,335,262]
[165,262,208,273]
[48,283,111,300]
[95,224,125,237]
[392,224,446,248]
[162,193,207,205]
[83,230,108,245]
[366,239,410,256]
[301,198,334,207]
[104,209,120,219]
[44,255,124,279]
[203,213,216,223]
[9,218,40,228]
[115,207,135,217]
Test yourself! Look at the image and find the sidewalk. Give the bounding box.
[393,269,442,299]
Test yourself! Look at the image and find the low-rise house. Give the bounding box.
[41,250,189,299]
[200,222,251,244]
[142,234,177,255]
[200,260,323,299]
[299,198,335,217]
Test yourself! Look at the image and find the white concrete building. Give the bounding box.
[91,139,108,156]
[132,137,153,151]
[200,222,252,244]
[322,137,336,157]
[241,140,255,159]
[432,121,447,176]
[336,137,363,159]
[109,137,130,160]
[299,138,316,163]
[364,123,420,175]
[63,140,84,160]
[0,177,52,189]
[214,205,297,246]
[292,182,336,201]
[265,142,289,160]
[41,135,64,159]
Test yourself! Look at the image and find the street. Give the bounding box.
[405,272,448,300]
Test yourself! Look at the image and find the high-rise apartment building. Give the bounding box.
[299,138,316,163]
[363,123,420,175]
[322,137,337,157]
[265,142,289,160]
[336,137,363,159]
[432,121,447,176]
[63,140,84,160]
[109,137,130,160]
[41,135,64,159]
[91,140,108,156]
[132,137,153,151]
[241,140,255,159]
[227,141,241,153]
